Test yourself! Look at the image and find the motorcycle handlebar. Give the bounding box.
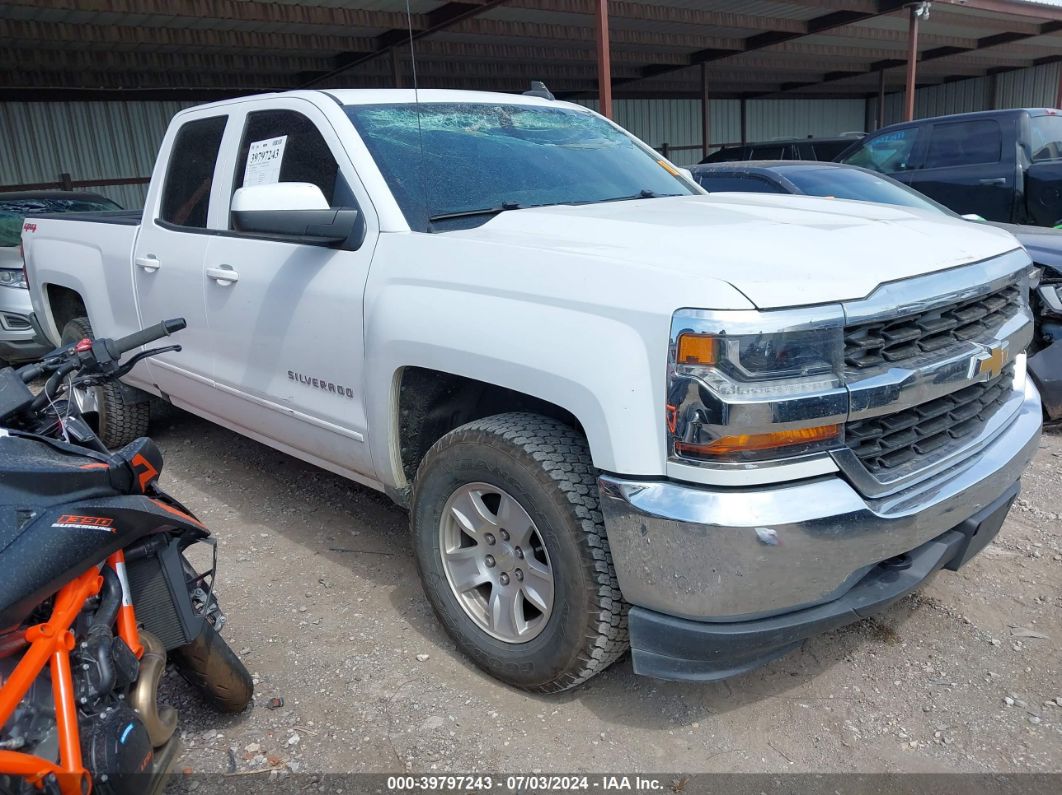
[107,318,187,357]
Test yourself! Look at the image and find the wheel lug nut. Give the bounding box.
[515,568,523,581]
[500,573,510,585]
[485,533,495,545]
[485,555,495,568]
[500,529,509,541]
[515,547,523,559]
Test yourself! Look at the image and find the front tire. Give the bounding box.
[411,413,628,693]
[170,622,254,713]
[60,316,150,447]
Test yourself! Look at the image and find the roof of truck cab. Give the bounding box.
[324,88,583,109]
[877,108,1058,132]
[178,88,587,117]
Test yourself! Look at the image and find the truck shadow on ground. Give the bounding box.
[151,406,920,732]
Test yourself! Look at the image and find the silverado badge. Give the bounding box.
[969,342,1010,380]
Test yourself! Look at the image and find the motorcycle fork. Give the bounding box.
[108,550,144,659]
[0,554,146,794]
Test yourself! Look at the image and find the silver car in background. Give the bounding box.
[0,191,121,363]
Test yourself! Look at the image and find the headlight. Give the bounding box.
[667,307,847,465]
[0,268,27,289]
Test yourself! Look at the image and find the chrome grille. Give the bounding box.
[845,364,1014,473]
[844,284,1022,370]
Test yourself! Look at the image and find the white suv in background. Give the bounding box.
[0,191,122,364]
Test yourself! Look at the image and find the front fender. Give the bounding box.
[362,235,753,488]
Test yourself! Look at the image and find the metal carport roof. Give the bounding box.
[1,0,1061,103]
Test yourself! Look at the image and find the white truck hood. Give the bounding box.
[446,194,1023,309]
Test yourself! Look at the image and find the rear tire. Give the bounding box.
[411,412,629,693]
[60,316,150,448]
[170,622,254,713]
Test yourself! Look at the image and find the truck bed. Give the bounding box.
[34,210,141,226]
[23,213,143,349]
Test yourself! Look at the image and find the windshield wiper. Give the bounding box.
[429,201,522,222]
[576,189,684,206]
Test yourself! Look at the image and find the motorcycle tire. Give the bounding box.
[170,622,254,714]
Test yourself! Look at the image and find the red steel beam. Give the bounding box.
[595,0,613,119]
[905,4,921,121]
[701,63,710,158]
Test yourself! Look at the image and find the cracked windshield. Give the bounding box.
[345,102,695,230]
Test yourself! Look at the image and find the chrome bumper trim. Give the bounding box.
[598,378,1041,622]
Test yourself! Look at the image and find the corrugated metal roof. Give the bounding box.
[1,0,1060,100]
[1,0,1061,191]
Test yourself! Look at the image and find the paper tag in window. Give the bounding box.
[244,136,287,186]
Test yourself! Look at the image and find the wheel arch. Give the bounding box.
[42,283,89,342]
[366,324,667,501]
[391,366,586,499]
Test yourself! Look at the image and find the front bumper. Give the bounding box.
[598,377,1041,679]
[626,487,1015,681]
[0,292,51,363]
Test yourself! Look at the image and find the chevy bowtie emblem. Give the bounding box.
[969,342,1010,380]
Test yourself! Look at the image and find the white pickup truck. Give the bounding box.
[23,89,1042,692]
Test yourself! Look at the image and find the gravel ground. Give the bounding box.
[149,410,1061,778]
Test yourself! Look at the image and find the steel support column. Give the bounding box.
[740,97,748,145]
[701,63,711,158]
[595,0,613,119]
[391,47,402,88]
[877,68,886,129]
[1056,67,1062,109]
[904,4,921,122]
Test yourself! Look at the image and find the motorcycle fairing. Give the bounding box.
[0,495,208,631]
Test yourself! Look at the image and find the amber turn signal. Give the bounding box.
[675,424,841,458]
[676,333,717,365]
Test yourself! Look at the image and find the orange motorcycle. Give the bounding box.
[0,320,252,794]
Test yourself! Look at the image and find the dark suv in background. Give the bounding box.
[699,135,862,164]
[837,108,1062,228]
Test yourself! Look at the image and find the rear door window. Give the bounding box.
[810,139,854,161]
[703,146,748,163]
[749,145,785,160]
[841,127,919,173]
[924,119,1002,169]
[159,116,228,228]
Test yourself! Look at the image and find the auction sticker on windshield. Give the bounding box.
[244,135,287,186]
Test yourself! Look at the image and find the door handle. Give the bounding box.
[206,265,239,286]
[979,177,1007,186]
[135,255,160,272]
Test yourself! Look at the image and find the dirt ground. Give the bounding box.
[152,410,1061,777]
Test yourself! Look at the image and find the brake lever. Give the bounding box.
[113,344,182,378]
[67,344,182,391]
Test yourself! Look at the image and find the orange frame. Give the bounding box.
[0,553,145,794]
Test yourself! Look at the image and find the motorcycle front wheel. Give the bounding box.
[170,621,253,714]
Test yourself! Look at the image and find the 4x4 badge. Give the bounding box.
[969,342,1010,380]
